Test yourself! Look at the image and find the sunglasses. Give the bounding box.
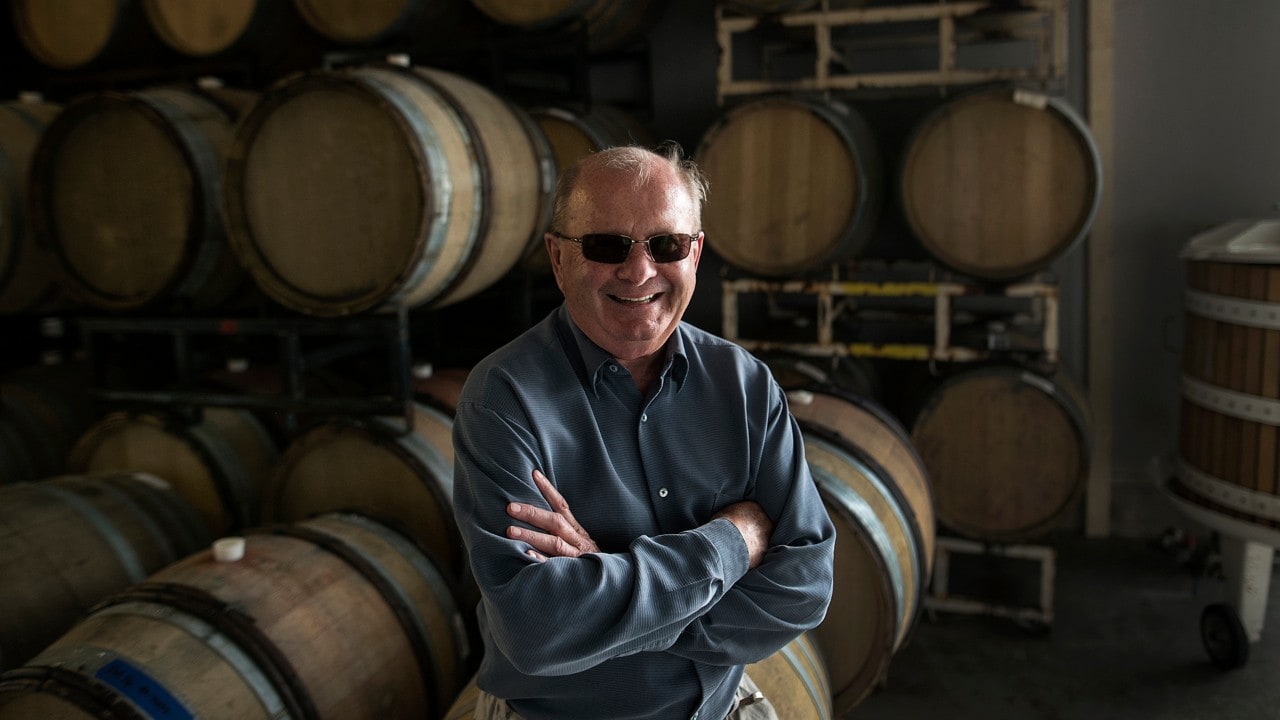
[551,230,700,264]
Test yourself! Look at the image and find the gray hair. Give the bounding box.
[549,142,709,232]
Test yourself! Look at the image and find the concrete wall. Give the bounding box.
[1108,1,1280,534]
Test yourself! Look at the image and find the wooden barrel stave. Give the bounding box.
[10,0,166,70]
[29,86,253,312]
[1177,243,1280,529]
[409,66,549,308]
[745,632,832,720]
[467,0,663,52]
[0,472,210,671]
[224,65,549,316]
[142,0,310,59]
[292,0,476,45]
[696,95,883,277]
[909,365,1090,542]
[68,408,279,537]
[0,513,467,720]
[0,99,64,314]
[899,87,1101,280]
[787,388,934,715]
[261,402,463,581]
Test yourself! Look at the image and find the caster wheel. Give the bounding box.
[1201,602,1249,670]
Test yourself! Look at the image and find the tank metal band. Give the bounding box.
[1175,456,1280,522]
[1185,289,1280,330]
[1181,374,1280,427]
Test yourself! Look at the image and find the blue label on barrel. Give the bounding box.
[95,658,194,720]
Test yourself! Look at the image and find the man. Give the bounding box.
[452,143,836,719]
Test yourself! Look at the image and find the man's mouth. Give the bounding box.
[609,293,659,304]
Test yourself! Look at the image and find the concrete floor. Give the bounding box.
[846,528,1280,720]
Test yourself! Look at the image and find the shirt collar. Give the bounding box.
[556,304,690,395]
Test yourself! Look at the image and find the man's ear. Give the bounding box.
[545,233,566,289]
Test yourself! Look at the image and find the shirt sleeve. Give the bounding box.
[453,400,754,677]
[665,384,837,666]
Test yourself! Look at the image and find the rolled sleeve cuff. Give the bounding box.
[698,517,751,585]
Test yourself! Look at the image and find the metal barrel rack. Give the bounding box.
[78,308,416,435]
[722,261,1060,367]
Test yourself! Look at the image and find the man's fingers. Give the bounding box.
[532,470,592,538]
[508,524,584,558]
[508,502,577,538]
[508,470,601,557]
[532,470,570,513]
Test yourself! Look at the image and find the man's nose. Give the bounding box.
[615,242,659,282]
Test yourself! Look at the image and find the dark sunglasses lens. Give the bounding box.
[581,234,631,263]
[649,234,689,262]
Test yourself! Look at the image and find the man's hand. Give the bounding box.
[507,469,601,562]
[713,501,774,569]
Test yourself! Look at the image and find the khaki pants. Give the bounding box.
[474,670,778,720]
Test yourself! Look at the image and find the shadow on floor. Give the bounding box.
[847,533,1278,720]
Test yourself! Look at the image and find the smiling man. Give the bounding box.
[451,144,836,720]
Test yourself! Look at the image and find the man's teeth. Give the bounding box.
[614,293,658,303]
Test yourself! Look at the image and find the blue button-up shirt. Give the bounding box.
[452,305,836,720]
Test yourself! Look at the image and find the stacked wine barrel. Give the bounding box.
[697,66,1100,541]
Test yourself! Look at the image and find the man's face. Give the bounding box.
[546,161,702,363]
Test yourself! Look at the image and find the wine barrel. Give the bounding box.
[696,95,883,277]
[141,0,294,58]
[787,388,935,715]
[0,472,210,671]
[899,86,1102,280]
[0,98,63,314]
[292,0,477,45]
[0,513,469,720]
[745,632,832,720]
[68,408,279,537]
[1174,220,1280,530]
[522,103,653,271]
[223,64,553,316]
[261,402,463,582]
[9,0,167,70]
[466,0,667,53]
[529,103,656,175]
[758,351,880,400]
[0,362,95,485]
[909,364,1091,541]
[28,85,257,312]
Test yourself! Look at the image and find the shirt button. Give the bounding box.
[641,413,648,422]
[659,488,669,498]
